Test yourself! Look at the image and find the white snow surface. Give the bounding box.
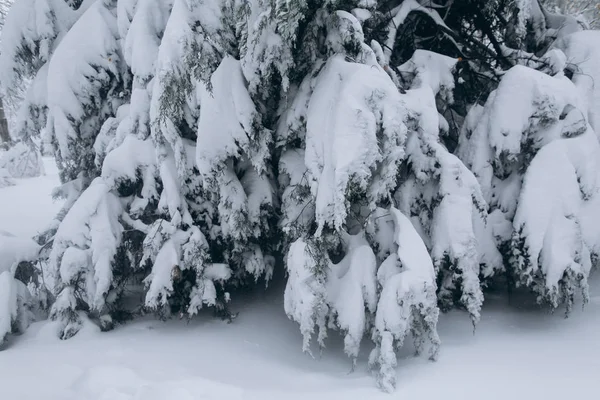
[2,158,600,399]
[0,157,62,237]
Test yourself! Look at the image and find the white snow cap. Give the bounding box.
[0,231,40,275]
[305,54,405,232]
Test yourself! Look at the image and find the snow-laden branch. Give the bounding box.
[384,0,452,65]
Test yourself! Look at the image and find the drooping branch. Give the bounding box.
[383,0,510,70]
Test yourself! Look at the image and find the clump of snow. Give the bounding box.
[0,270,36,345]
[196,56,268,181]
[285,231,378,363]
[304,54,405,232]
[284,238,328,354]
[142,221,232,317]
[0,231,40,344]
[123,0,172,83]
[487,66,581,163]
[0,0,96,152]
[398,49,458,101]
[555,31,600,135]
[12,63,50,143]
[241,0,295,96]
[101,135,157,190]
[370,207,440,392]
[93,104,129,169]
[326,232,378,362]
[0,231,40,275]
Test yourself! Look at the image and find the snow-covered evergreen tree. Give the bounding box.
[46,0,128,186]
[279,7,492,378]
[0,0,93,177]
[2,0,600,392]
[458,62,600,313]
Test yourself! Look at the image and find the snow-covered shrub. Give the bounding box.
[47,178,123,338]
[195,55,277,283]
[0,232,41,345]
[46,0,128,186]
[0,0,92,150]
[394,51,502,323]
[281,12,491,375]
[148,0,276,311]
[457,63,600,313]
[0,140,44,178]
[280,13,403,362]
[555,31,600,133]
[3,0,600,391]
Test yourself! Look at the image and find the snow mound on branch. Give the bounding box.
[305,54,405,232]
[284,239,328,354]
[0,231,40,275]
[124,0,172,82]
[513,128,600,311]
[46,0,117,120]
[101,136,157,188]
[144,230,187,309]
[371,207,440,392]
[284,232,379,361]
[12,63,50,143]
[458,65,585,205]
[196,56,268,180]
[0,231,39,345]
[555,31,600,135]
[398,49,458,101]
[48,178,123,338]
[0,0,80,92]
[397,87,492,323]
[485,65,583,159]
[457,62,599,313]
[46,0,122,166]
[93,104,130,168]
[241,0,294,96]
[142,221,231,316]
[326,232,378,360]
[0,270,35,346]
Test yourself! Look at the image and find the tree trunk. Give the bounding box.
[0,97,11,147]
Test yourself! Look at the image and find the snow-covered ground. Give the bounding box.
[1,158,600,400]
